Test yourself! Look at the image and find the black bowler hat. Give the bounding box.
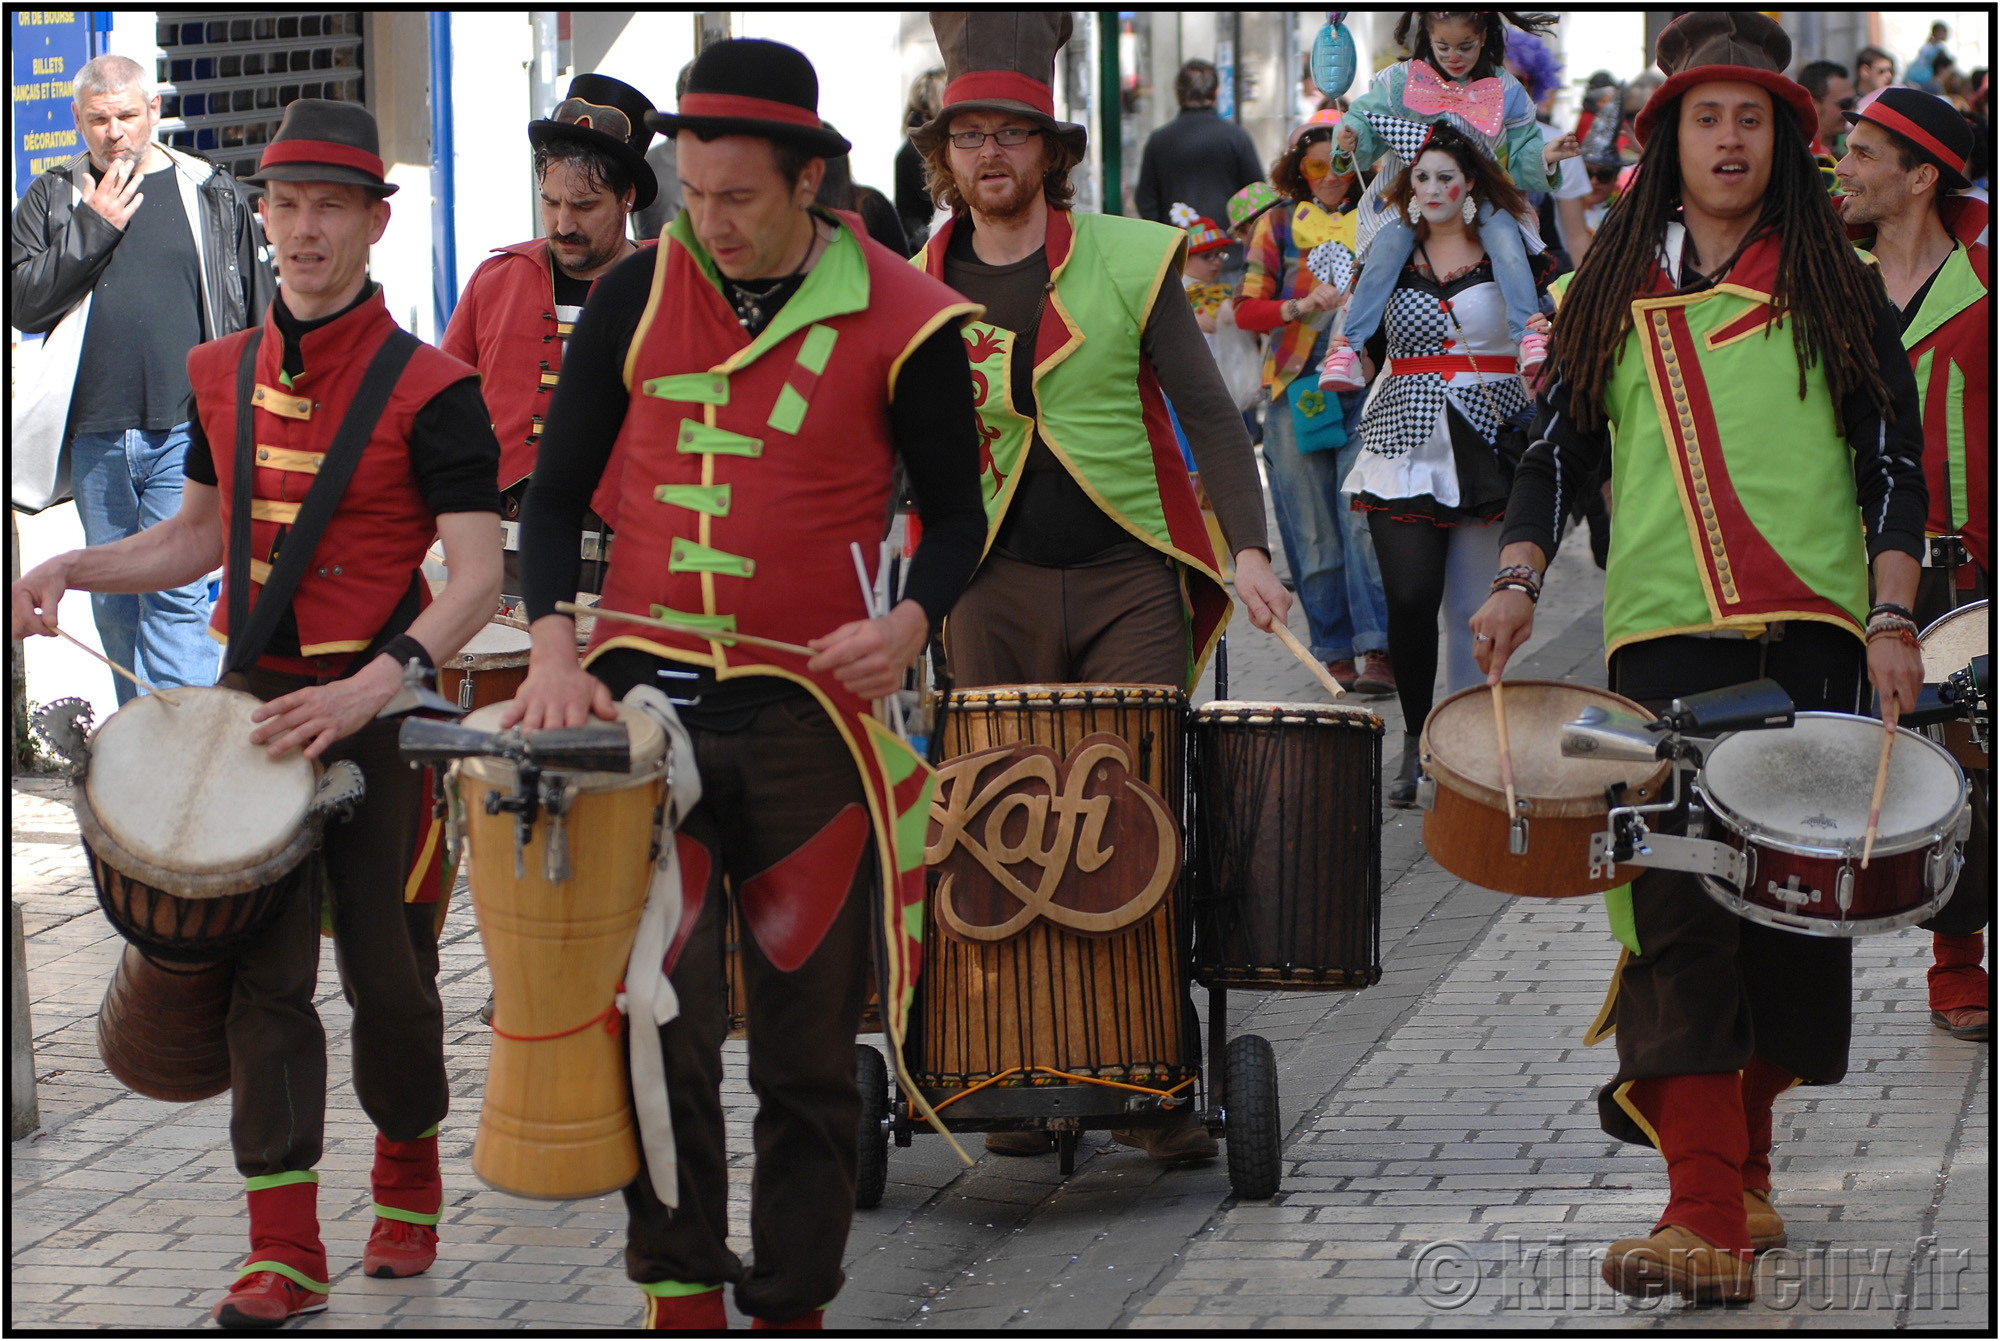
[529,73,660,210]
[243,99,397,196]
[1846,86,1974,192]
[646,39,850,159]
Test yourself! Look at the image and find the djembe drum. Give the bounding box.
[456,700,667,1199]
[438,621,533,712]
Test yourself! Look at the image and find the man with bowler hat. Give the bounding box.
[1836,87,1991,1043]
[505,38,987,1329]
[910,10,1291,1165]
[443,73,659,602]
[13,100,504,1327]
[1472,14,1929,1302]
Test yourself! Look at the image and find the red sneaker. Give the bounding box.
[363,1216,438,1278]
[212,1271,329,1329]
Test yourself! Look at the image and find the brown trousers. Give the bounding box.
[946,547,1190,688]
[221,668,448,1178]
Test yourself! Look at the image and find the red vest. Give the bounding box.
[441,238,643,522]
[583,216,977,716]
[190,288,475,672]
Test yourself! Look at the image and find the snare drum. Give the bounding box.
[916,686,1195,1114]
[1420,681,1672,897]
[76,688,324,964]
[1189,701,1383,989]
[1920,601,1988,770]
[457,700,667,1199]
[1693,712,1969,936]
[439,621,533,712]
[97,945,233,1103]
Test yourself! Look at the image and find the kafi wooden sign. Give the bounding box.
[924,732,1180,943]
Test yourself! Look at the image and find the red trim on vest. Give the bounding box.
[677,91,823,129]
[944,70,1055,118]
[1137,354,1225,592]
[739,803,869,972]
[1860,103,1969,176]
[258,137,387,181]
[663,832,712,977]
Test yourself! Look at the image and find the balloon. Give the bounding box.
[1312,21,1356,101]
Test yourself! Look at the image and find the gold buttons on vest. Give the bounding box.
[1653,311,1737,604]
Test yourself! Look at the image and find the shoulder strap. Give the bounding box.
[223,327,423,676]
[224,329,264,657]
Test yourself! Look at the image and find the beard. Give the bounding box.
[953,159,1042,220]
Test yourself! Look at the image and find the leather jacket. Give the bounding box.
[8,145,272,339]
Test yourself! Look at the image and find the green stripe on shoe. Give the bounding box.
[237,1259,330,1294]
[372,1202,441,1226]
[639,1280,724,1297]
[243,1170,319,1191]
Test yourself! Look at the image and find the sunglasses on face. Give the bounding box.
[948,127,1040,150]
[1837,96,1857,111]
[1301,154,1332,181]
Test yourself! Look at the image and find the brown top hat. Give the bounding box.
[529,73,660,209]
[910,12,1088,158]
[1633,12,1817,147]
[242,99,397,196]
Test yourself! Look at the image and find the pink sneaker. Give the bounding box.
[1319,343,1365,392]
[1518,330,1549,378]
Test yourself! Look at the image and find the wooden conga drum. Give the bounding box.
[457,700,667,1199]
[917,686,1194,1101]
[1420,681,1671,897]
[438,621,533,712]
[97,945,233,1102]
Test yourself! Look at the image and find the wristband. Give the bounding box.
[1493,563,1542,591]
[1491,578,1540,605]
[379,634,435,677]
[1867,602,1915,624]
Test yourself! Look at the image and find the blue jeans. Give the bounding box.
[1341,204,1539,346]
[1261,385,1389,663]
[70,425,219,703]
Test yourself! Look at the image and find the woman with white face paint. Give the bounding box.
[1340,127,1554,805]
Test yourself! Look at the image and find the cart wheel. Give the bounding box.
[1224,1034,1281,1200]
[855,1044,890,1209]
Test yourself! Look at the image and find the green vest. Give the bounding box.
[1598,239,1869,656]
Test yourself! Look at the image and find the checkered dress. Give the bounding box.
[1356,262,1530,460]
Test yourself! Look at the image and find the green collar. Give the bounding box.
[666,207,871,370]
[1902,242,1986,350]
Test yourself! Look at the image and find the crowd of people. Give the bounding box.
[7,7,1989,1330]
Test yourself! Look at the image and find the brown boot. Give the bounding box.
[983,1130,1056,1157]
[1743,1188,1786,1252]
[1601,1224,1755,1303]
[1112,1115,1219,1164]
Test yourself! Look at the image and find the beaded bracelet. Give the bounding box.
[1492,563,1542,593]
[1864,614,1920,648]
[1491,578,1540,604]
[1868,602,1916,624]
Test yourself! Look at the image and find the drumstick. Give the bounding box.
[48,622,181,705]
[1492,681,1519,825]
[555,601,816,658]
[1861,702,1898,869]
[1268,620,1347,699]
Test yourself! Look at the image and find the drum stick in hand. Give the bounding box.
[49,622,181,705]
[1269,620,1347,699]
[1492,681,1519,823]
[1861,704,1898,869]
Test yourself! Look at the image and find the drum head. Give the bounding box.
[1422,681,1668,817]
[452,621,534,670]
[459,699,667,789]
[85,688,317,879]
[1701,713,1964,851]
[1195,699,1381,728]
[1920,600,1988,683]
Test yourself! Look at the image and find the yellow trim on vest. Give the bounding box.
[251,498,302,524]
[677,421,762,457]
[250,558,273,585]
[625,237,675,391]
[654,484,731,516]
[644,372,730,404]
[1582,946,1628,1046]
[669,537,755,578]
[252,383,312,420]
[889,302,982,399]
[1702,308,1785,352]
[405,815,441,902]
[299,638,372,656]
[1604,611,1862,661]
[1610,1079,1661,1150]
[255,446,323,475]
[1633,304,1732,618]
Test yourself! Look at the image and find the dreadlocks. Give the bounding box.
[1394,11,1559,82]
[1551,97,1895,432]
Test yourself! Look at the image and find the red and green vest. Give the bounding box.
[1596,232,1871,656]
[189,288,474,671]
[918,209,1232,690]
[583,211,979,1135]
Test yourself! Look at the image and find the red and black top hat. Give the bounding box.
[1846,87,1974,192]
[243,99,396,196]
[910,12,1088,158]
[645,39,850,159]
[1632,12,1817,148]
[529,73,661,209]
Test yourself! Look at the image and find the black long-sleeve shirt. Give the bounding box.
[1500,244,1928,569]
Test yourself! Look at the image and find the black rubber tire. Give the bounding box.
[1224,1033,1282,1200]
[854,1044,890,1209]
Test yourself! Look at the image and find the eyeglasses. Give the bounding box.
[948,127,1041,150]
[1837,96,1857,111]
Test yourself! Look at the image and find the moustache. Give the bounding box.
[550,233,590,248]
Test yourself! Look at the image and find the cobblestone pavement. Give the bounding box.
[10,529,1989,1330]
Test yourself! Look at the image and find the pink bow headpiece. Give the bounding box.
[1403,61,1505,139]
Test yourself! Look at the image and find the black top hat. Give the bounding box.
[242,99,397,196]
[1846,87,1974,192]
[645,39,850,159]
[529,73,661,209]
[910,12,1087,158]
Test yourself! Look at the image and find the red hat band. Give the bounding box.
[257,137,386,181]
[943,69,1055,119]
[1862,101,1970,177]
[675,91,824,130]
